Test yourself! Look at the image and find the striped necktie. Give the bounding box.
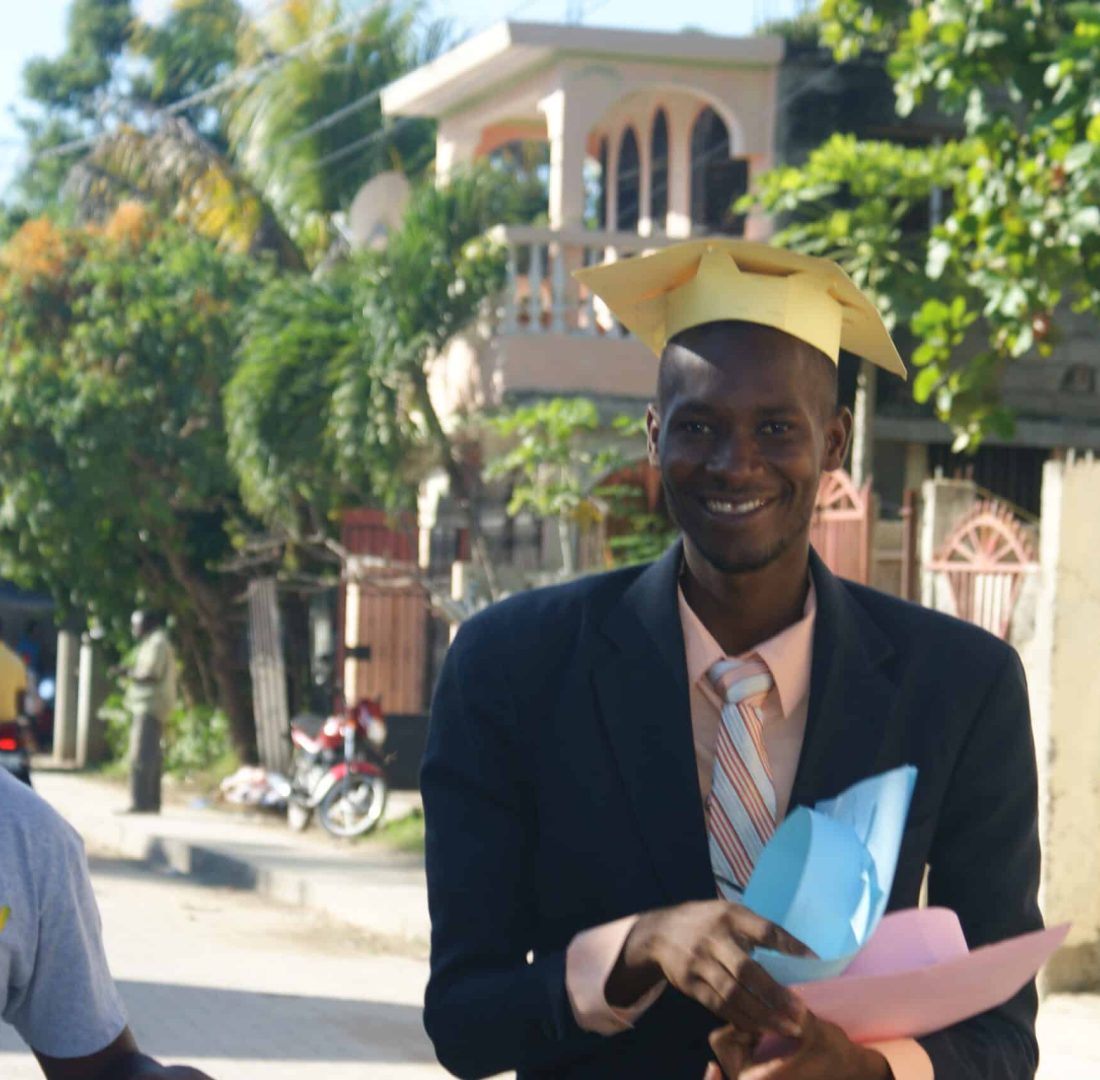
[706,656,777,900]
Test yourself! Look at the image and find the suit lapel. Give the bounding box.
[788,551,900,813]
[591,542,716,904]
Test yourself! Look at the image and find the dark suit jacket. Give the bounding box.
[421,544,1042,1079]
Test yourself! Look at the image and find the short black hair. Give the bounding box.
[658,320,838,417]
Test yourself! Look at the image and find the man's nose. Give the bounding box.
[705,430,762,481]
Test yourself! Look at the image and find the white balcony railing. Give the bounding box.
[487,225,676,338]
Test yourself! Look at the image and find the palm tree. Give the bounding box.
[228,0,447,246]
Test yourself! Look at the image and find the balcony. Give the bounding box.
[446,224,676,406]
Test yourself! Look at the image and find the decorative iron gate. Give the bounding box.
[925,499,1038,640]
[809,470,873,585]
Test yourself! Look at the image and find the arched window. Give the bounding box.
[650,109,669,229]
[690,106,747,235]
[616,127,640,233]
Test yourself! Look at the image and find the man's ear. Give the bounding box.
[823,406,853,472]
[645,404,661,467]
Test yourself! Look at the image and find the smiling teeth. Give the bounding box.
[706,498,767,515]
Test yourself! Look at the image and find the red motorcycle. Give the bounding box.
[281,698,389,838]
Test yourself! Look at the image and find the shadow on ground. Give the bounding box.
[116,980,434,1063]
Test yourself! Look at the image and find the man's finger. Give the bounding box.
[732,959,807,1034]
[696,958,795,1035]
[705,946,805,1036]
[725,907,816,959]
[709,1024,756,1078]
[703,1064,724,1080]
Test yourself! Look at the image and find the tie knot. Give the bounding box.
[708,656,773,708]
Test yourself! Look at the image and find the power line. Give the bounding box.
[35,0,395,162]
[264,0,553,167]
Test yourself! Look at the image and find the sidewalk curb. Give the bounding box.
[36,771,432,951]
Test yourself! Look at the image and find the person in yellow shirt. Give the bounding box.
[0,637,28,724]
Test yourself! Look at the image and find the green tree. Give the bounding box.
[226,261,417,539]
[747,0,1100,449]
[349,167,532,597]
[484,398,619,577]
[11,0,134,213]
[130,0,245,148]
[228,0,443,251]
[9,0,439,268]
[485,402,677,575]
[0,206,267,758]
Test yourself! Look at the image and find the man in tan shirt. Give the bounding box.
[123,610,177,814]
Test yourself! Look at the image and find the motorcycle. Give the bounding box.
[276,698,389,838]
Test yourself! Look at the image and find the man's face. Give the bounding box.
[646,322,851,577]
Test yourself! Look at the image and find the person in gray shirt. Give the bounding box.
[0,767,214,1079]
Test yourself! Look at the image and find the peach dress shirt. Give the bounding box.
[563,583,933,1080]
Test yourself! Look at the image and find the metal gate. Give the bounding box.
[343,565,430,714]
[810,470,873,584]
[925,499,1038,640]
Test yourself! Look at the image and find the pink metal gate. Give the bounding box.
[926,499,1037,640]
[810,470,873,584]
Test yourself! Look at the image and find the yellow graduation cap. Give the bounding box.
[573,238,907,378]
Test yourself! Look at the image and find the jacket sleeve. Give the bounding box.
[421,619,603,1078]
[917,647,1043,1078]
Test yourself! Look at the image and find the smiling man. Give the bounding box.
[421,240,1042,1080]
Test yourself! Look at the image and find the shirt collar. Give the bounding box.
[678,579,817,717]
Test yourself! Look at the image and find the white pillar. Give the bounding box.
[637,119,653,237]
[540,88,589,230]
[664,99,696,238]
[53,629,80,765]
[435,119,480,184]
[850,361,877,489]
[76,629,108,768]
[606,126,620,233]
[343,576,361,704]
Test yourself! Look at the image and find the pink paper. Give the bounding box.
[794,908,1069,1043]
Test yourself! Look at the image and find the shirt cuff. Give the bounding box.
[868,1039,934,1080]
[565,915,667,1035]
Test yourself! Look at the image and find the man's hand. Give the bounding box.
[705,1013,892,1080]
[37,1031,219,1080]
[606,900,812,1037]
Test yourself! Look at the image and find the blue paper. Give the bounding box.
[741,765,918,985]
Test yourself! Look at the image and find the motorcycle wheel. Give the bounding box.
[287,798,312,832]
[318,774,388,838]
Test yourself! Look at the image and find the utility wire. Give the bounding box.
[35,0,395,161]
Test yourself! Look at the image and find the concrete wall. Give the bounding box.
[428,327,656,427]
[1026,456,1100,991]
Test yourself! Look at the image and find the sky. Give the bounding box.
[0,0,804,196]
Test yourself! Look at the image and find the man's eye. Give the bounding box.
[679,420,711,435]
[760,421,792,436]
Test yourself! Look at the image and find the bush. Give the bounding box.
[98,693,234,779]
[163,704,233,777]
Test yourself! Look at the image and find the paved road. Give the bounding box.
[0,842,447,1080]
[0,832,1093,1079]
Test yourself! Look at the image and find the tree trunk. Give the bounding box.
[158,538,257,763]
[557,516,576,577]
[411,367,502,600]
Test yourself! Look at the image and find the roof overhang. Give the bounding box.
[381,21,785,119]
